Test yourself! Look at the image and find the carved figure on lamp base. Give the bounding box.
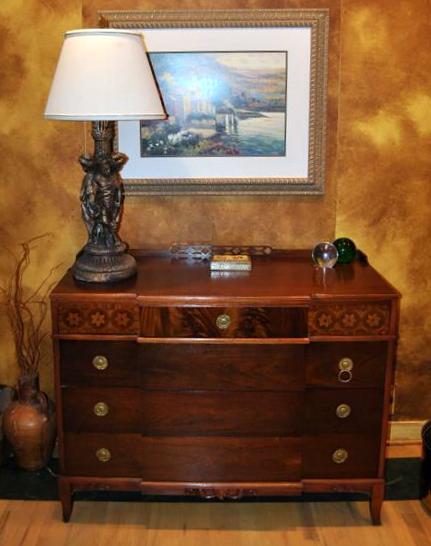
[72,121,137,283]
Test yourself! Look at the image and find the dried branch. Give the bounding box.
[0,234,61,377]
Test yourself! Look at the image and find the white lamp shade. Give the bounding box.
[45,29,167,121]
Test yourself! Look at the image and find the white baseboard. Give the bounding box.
[388,420,426,445]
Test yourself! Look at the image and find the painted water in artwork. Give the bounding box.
[140,51,287,158]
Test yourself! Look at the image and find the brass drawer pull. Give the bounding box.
[216,313,231,330]
[92,355,108,371]
[93,402,109,417]
[95,448,111,463]
[338,357,353,371]
[338,357,353,383]
[336,403,351,419]
[332,448,348,464]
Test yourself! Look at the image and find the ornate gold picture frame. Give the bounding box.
[99,9,329,195]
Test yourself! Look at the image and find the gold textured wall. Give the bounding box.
[336,0,431,419]
[0,0,430,419]
[0,0,83,395]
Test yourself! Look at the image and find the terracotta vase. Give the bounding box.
[2,374,56,471]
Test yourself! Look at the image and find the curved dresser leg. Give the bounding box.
[369,482,384,525]
[58,478,74,522]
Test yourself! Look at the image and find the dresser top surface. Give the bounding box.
[51,251,399,303]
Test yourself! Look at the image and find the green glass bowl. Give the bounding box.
[333,238,357,264]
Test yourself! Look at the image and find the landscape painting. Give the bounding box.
[140,51,288,158]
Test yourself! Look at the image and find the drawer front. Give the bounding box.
[64,433,142,477]
[140,392,302,436]
[304,389,383,434]
[62,390,302,436]
[141,306,307,338]
[140,344,305,391]
[62,388,142,433]
[303,433,380,478]
[306,342,388,389]
[59,341,139,387]
[308,303,391,337]
[57,302,139,335]
[63,434,301,481]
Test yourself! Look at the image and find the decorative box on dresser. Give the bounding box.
[50,250,399,524]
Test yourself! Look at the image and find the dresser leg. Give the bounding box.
[58,478,74,522]
[369,483,384,525]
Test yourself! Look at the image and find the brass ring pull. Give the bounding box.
[338,370,353,383]
[93,402,109,417]
[92,355,108,371]
[332,448,348,464]
[216,313,231,330]
[95,448,111,463]
[338,357,353,383]
[335,403,351,419]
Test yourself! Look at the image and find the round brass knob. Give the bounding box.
[216,313,231,330]
[95,448,111,463]
[336,403,351,419]
[338,357,353,371]
[92,355,108,371]
[332,448,348,464]
[93,402,109,417]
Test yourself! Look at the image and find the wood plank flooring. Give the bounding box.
[0,499,430,546]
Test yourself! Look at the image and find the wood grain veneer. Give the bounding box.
[63,434,303,482]
[139,343,305,391]
[140,306,307,338]
[62,389,303,436]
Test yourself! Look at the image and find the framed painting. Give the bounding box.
[100,9,329,195]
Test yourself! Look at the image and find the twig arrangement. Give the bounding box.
[0,234,61,378]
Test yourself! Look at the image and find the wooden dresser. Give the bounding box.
[50,250,399,523]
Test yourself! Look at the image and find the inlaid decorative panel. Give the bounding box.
[308,303,391,336]
[57,302,139,335]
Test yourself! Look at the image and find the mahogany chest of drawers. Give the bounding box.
[50,251,399,523]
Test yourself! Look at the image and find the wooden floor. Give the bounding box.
[0,499,430,546]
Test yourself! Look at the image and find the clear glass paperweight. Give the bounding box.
[312,242,338,268]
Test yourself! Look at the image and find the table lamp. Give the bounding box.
[45,29,167,283]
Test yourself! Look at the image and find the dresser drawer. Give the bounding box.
[63,434,302,481]
[306,342,388,389]
[62,388,141,433]
[140,344,305,391]
[63,433,142,477]
[59,341,139,387]
[62,389,302,436]
[303,433,380,478]
[141,306,307,338]
[305,389,383,434]
[60,341,305,391]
